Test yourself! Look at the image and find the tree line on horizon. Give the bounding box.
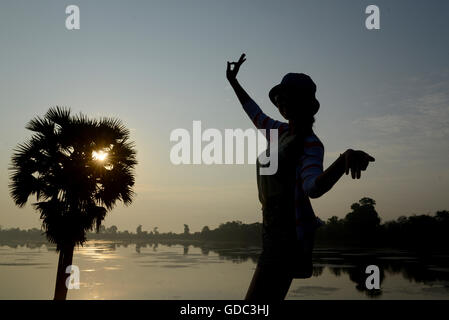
[1,197,448,249]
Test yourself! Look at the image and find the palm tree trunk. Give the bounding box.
[53,244,75,300]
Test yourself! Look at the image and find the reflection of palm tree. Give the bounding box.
[9,107,137,300]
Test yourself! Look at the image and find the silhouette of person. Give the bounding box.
[226,53,375,301]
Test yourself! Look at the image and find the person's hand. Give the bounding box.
[226,53,246,82]
[343,149,375,179]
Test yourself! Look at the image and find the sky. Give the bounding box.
[0,0,448,234]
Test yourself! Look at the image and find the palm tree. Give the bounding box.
[9,107,137,300]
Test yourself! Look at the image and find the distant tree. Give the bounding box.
[201,226,210,234]
[434,210,449,245]
[316,215,345,243]
[153,227,159,235]
[435,210,449,222]
[359,197,376,207]
[397,215,408,224]
[344,197,380,244]
[183,224,190,235]
[108,225,118,234]
[136,225,143,235]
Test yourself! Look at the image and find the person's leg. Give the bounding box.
[245,263,293,301]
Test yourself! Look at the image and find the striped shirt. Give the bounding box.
[242,98,324,241]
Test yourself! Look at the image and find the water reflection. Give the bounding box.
[1,239,449,299]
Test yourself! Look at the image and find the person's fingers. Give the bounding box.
[360,160,368,171]
[361,151,375,162]
[356,161,361,179]
[359,155,368,170]
[345,154,349,175]
[362,154,374,170]
[351,165,355,179]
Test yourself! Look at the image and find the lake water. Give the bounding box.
[1,240,448,299]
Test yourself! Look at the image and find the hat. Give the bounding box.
[269,73,320,115]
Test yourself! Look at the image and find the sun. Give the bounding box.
[92,150,108,161]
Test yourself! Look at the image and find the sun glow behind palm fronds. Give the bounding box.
[92,150,108,162]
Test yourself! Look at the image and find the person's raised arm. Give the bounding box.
[227,53,288,133]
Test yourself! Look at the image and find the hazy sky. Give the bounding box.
[1,0,448,234]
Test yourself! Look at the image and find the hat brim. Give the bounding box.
[269,84,320,115]
[268,84,283,106]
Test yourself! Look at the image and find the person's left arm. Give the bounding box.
[301,147,376,199]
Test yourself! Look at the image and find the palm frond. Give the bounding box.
[45,106,71,127]
[98,117,130,141]
[25,115,54,136]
